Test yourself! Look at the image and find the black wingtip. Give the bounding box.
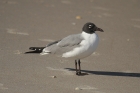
[24,50,42,54]
[25,47,45,54]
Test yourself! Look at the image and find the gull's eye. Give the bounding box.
[89,25,92,28]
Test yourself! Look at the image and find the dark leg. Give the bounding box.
[78,59,81,74]
[75,60,78,75]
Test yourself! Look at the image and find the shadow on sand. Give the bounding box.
[65,68,140,78]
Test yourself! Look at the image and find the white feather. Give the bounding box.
[62,31,99,59]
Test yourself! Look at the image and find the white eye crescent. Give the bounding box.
[89,25,92,26]
[89,25,92,28]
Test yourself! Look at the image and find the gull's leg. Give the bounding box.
[78,59,81,74]
[75,60,78,75]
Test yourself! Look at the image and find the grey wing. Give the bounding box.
[57,34,83,47]
[43,34,83,54]
[46,40,61,47]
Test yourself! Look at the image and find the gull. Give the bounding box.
[25,22,104,75]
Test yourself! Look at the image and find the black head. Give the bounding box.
[82,22,104,34]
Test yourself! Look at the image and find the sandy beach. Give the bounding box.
[0,0,140,93]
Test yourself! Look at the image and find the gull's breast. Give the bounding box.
[62,32,99,59]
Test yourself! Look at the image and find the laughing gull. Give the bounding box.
[25,22,104,75]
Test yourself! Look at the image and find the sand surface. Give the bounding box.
[0,0,140,93]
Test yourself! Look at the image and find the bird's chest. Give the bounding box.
[82,33,99,52]
[62,33,99,59]
[74,36,99,59]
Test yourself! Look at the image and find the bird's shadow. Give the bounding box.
[65,68,140,78]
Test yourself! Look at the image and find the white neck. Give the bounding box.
[81,31,97,39]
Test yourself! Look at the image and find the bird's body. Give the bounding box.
[63,32,99,59]
[41,31,99,60]
[25,22,103,75]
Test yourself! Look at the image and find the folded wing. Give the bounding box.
[42,34,84,55]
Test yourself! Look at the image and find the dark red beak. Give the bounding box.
[95,27,104,32]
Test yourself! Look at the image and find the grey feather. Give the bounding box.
[43,34,84,55]
[46,40,61,47]
[57,34,83,47]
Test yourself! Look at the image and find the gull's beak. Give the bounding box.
[95,27,104,32]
